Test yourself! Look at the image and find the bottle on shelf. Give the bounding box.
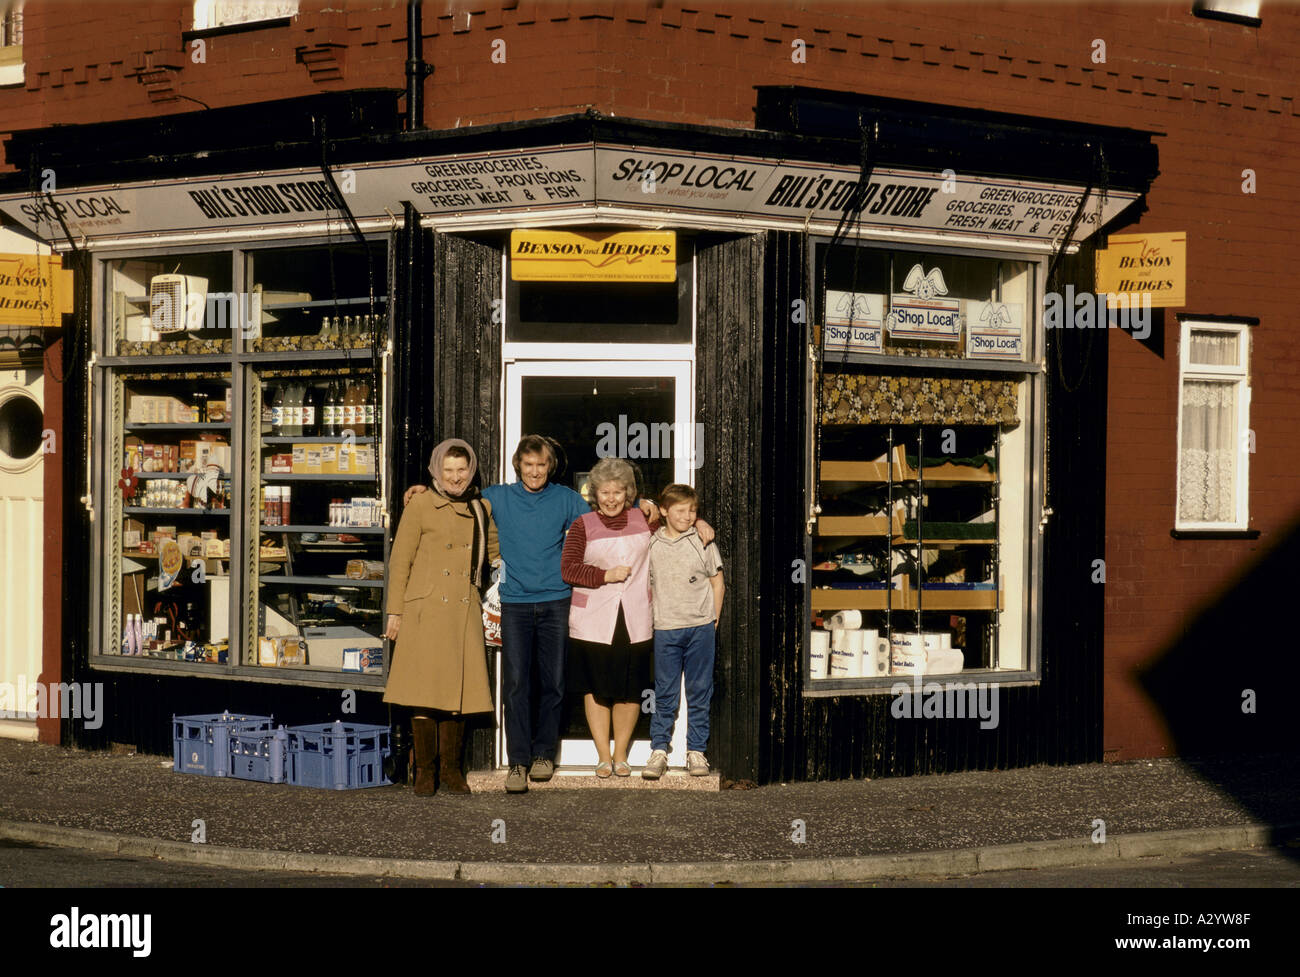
[321,380,336,437]
[358,377,373,438]
[340,378,357,437]
[301,384,318,437]
[286,383,303,437]
[331,379,346,437]
[271,383,284,435]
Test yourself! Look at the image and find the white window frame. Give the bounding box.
[0,1,24,88]
[1174,319,1251,531]
[193,0,298,32]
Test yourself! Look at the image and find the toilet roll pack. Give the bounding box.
[813,613,964,679]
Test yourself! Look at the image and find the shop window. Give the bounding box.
[1175,320,1251,531]
[97,241,389,681]
[0,1,23,88]
[193,0,298,31]
[809,243,1039,690]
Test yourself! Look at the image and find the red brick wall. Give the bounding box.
[5,2,1297,760]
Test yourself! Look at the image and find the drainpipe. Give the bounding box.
[406,0,430,130]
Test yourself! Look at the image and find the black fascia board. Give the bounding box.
[1,87,1158,201]
[1,89,405,191]
[754,86,1161,195]
[2,101,914,193]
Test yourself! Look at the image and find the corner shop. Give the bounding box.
[0,87,1161,780]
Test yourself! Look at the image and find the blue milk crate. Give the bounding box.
[228,726,289,784]
[172,712,274,778]
[287,720,391,790]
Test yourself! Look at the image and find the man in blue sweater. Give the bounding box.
[407,434,711,793]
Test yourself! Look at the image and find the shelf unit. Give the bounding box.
[99,240,391,677]
[812,424,1003,675]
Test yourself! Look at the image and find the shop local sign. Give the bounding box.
[886,264,961,341]
[823,290,885,353]
[966,301,1025,360]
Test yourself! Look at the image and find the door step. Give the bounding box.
[467,767,720,792]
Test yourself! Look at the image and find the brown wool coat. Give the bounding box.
[383,490,500,714]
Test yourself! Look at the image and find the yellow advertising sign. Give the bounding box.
[510,230,676,282]
[0,253,74,326]
[1095,232,1186,308]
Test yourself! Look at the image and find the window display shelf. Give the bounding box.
[261,473,377,482]
[260,575,385,588]
[125,422,232,432]
[123,506,231,516]
[811,582,1001,612]
[262,436,375,445]
[816,514,900,537]
[132,470,230,480]
[262,295,388,311]
[259,525,385,535]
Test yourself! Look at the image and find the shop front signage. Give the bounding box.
[0,143,1141,249]
[509,229,676,282]
[966,301,1025,360]
[886,264,961,342]
[0,253,74,326]
[1094,231,1186,307]
[822,290,885,353]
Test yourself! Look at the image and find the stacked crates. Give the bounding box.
[172,712,274,777]
[287,721,391,790]
[171,714,390,790]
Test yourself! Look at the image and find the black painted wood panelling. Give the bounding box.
[694,233,767,783]
[428,230,504,770]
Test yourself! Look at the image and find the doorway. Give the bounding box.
[499,358,695,770]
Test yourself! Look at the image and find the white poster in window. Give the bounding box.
[966,301,1025,360]
[823,290,885,354]
[886,264,962,342]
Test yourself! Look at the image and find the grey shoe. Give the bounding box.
[528,756,555,782]
[505,764,529,793]
[686,750,709,776]
[642,749,669,780]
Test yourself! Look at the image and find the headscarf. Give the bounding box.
[428,437,479,500]
[426,437,489,590]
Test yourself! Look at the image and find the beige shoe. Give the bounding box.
[686,751,709,776]
[505,764,528,793]
[528,756,555,782]
[642,749,669,780]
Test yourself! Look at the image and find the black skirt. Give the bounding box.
[569,604,654,703]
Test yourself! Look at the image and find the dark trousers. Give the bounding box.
[500,597,570,766]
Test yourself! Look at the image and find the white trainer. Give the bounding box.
[686,750,709,776]
[642,749,669,779]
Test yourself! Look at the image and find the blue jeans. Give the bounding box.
[500,598,570,766]
[650,623,716,753]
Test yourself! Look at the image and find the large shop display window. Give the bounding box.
[808,242,1040,690]
[95,240,389,683]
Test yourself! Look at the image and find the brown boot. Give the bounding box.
[411,717,439,796]
[437,717,471,794]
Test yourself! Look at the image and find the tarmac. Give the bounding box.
[1,738,1297,884]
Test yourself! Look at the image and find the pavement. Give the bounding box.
[1,738,1297,884]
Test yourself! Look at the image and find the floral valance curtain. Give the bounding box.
[822,374,1020,426]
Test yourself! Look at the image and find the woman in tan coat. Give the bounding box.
[384,438,499,795]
